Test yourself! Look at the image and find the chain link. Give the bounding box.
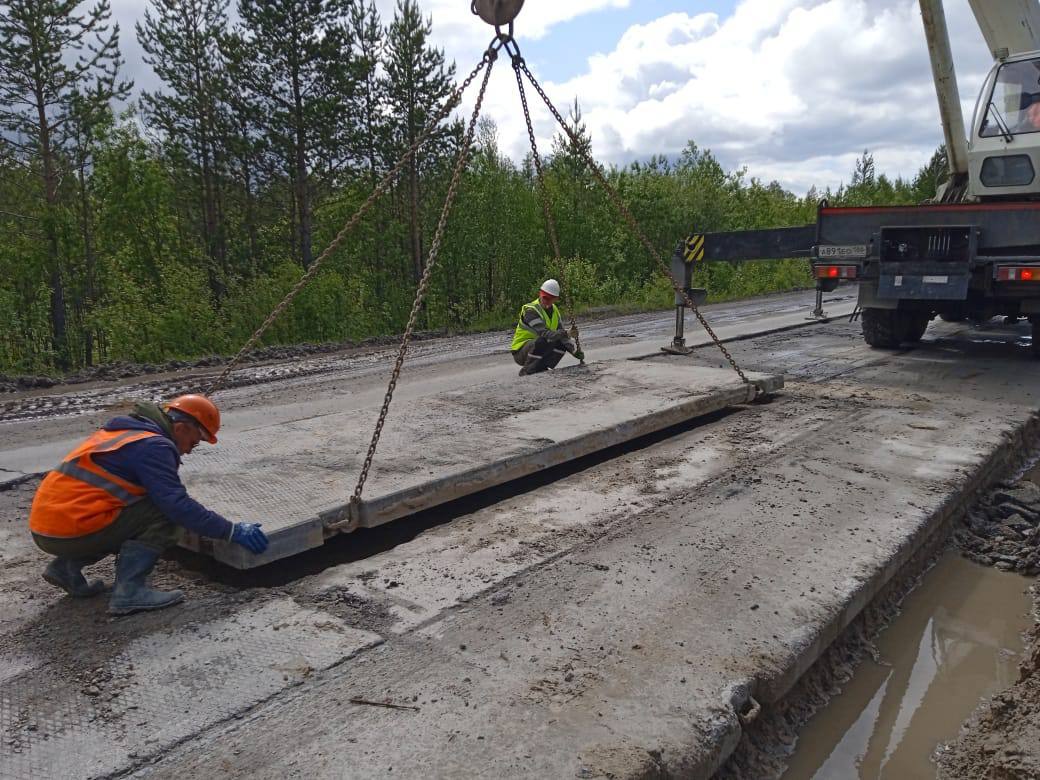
[205,54,493,396]
[514,61,560,260]
[513,56,583,360]
[343,50,498,518]
[517,61,751,387]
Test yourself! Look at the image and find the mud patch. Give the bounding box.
[715,534,950,779]
[956,479,1040,575]
[937,598,1040,780]
[936,464,1040,779]
[716,421,1040,780]
[306,585,398,634]
[782,555,1031,779]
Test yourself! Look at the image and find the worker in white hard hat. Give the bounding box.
[510,279,584,376]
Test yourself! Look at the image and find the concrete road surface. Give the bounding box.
[2,289,1037,779]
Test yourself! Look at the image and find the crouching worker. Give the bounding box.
[28,394,269,615]
[511,278,585,376]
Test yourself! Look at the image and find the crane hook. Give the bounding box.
[471,0,524,27]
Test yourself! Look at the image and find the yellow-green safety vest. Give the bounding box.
[511,299,561,352]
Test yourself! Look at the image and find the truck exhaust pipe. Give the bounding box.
[919,0,971,198]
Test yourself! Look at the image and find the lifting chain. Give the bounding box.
[512,54,583,362]
[515,60,752,389]
[338,47,498,525]
[204,54,494,396]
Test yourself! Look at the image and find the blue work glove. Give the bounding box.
[230,522,269,554]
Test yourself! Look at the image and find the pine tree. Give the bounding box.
[348,0,391,300]
[384,0,457,284]
[231,0,361,268]
[0,0,130,367]
[550,98,593,179]
[65,87,114,365]
[549,98,595,257]
[137,0,232,296]
[350,0,388,188]
[851,149,876,186]
[913,144,949,201]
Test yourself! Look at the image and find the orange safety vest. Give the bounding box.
[29,428,158,538]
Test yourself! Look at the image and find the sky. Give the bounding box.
[109,0,997,194]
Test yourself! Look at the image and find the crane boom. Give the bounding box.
[919,0,970,187]
[967,0,1040,58]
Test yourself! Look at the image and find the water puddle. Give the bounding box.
[783,552,1033,780]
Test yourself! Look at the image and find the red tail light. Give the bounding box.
[995,265,1040,282]
[814,265,858,280]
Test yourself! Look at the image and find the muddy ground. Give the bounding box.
[939,462,1040,780]
[3,289,1040,779]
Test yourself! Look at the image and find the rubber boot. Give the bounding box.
[42,557,106,598]
[108,541,184,616]
[518,354,542,376]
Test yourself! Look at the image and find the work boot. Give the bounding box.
[42,557,106,598]
[518,355,541,376]
[108,541,184,616]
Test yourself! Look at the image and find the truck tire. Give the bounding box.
[939,312,966,323]
[861,308,902,348]
[900,312,930,343]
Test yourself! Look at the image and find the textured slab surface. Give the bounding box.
[0,599,380,780]
[178,360,782,568]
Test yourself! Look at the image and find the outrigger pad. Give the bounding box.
[179,360,783,569]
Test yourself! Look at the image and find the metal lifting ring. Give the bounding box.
[471,0,524,27]
[487,29,520,62]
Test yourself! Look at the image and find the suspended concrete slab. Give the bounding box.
[178,359,783,568]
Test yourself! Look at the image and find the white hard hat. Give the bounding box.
[540,278,561,297]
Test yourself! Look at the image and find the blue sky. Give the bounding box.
[447,0,995,193]
[521,1,739,82]
[112,0,997,193]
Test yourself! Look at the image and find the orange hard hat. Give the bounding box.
[165,394,220,444]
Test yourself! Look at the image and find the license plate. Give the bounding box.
[923,275,949,284]
[818,245,867,259]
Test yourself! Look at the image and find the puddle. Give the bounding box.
[783,553,1033,780]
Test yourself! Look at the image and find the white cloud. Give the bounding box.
[455,0,996,193]
[372,0,631,50]
[110,0,996,193]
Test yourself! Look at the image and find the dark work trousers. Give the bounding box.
[513,336,567,375]
[32,498,181,559]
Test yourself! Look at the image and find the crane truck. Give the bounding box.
[669,0,1040,356]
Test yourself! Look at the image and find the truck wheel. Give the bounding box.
[900,312,930,343]
[939,312,966,323]
[862,308,902,348]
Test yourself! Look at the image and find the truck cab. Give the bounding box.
[969,51,1040,200]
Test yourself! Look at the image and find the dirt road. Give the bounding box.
[2,289,1038,779]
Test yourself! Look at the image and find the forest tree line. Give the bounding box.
[0,0,950,374]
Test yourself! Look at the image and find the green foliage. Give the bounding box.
[0,0,936,376]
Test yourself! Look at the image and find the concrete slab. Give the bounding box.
[0,598,381,780]
[126,322,1040,780]
[178,360,781,568]
[3,311,1036,780]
